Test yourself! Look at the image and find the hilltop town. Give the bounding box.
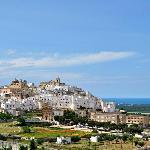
[0,78,149,126]
[0,77,116,119]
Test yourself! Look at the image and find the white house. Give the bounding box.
[90,136,98,142]
[56,137,71,144]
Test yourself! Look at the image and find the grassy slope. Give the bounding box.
[0,122,21,134]
[0,122,90,138]
[20,127,89,138]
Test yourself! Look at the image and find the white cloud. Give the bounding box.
[0,51,134,69]
[6,49,16,55]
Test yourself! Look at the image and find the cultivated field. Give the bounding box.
[0,122,21,134]
[1,122,150,150]
[20,127,89,138]
[0,122,90,138]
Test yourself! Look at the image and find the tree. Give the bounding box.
[0,113,13,121]
[36,139,44,145]
[134,139,139,146]
[122,134,128,143]
[30,139,37,150]
[0,134,7,141]
[108,135,116,143]
[54,110,89,125]
[22,126,31,133]
[125,124,143,134]
[19,145,28,150]
[71,136,81,143]
[17,118,26,126]
[128,135,134,145]
[138,141,145,147]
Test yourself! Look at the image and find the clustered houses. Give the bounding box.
[0,97,40,115]
[0,79,34,99]
[0,78,115,116]
[0,77,149,127]
[38,77,115,112]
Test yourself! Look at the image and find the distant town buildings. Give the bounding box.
[0,78,115,116]
[126,115,149,127]
[90,111,126,124]
[0,77,149,127]
[0,79,34,100]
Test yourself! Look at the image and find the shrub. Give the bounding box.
[36,139,44,145]
[19,145,28,150]
[0,134,7,141]
[22,126,31,133]
[71,136,81,143]
[134,139,139,146]
[17,118,26,126]
[29,139,37,150]
[138,141,145,147]
[0,112,13,121]
[48,138,57,143]
[81,134,91,139]
[122,134,129,143]
[92,130,98,134]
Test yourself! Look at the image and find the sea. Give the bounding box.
[103,98,150,105]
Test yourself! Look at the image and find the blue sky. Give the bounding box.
[0,0,150,98]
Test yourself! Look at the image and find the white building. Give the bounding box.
[38,93,103,111]
[90,136,98,143]
[0,97,40,114]
[56,137,71,144]
[101,101,116,113]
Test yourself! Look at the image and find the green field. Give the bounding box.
[0,122,21,134]
[19,127,89,139]
[117,104,150,113]
[0,122,89,139]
